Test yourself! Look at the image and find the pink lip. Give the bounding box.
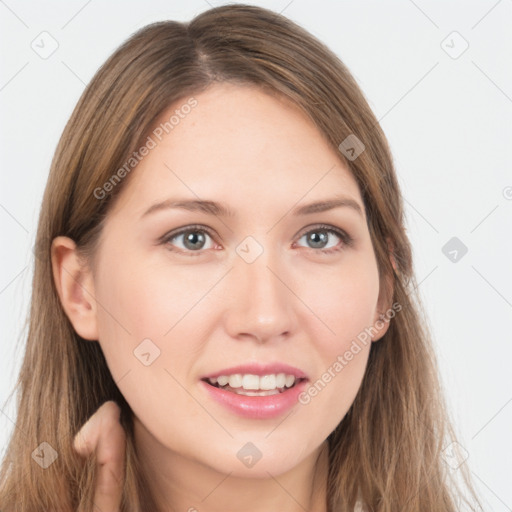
[200,378,308,420]
[201,362,308,380]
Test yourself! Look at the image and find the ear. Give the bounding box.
[51,236,99,341]
[371,238,396,342]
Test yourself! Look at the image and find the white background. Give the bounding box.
[1,1,511,510]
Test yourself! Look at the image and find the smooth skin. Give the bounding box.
[73,401,126,512]
[56,82,393,512]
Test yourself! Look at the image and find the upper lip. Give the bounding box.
[201,363,308,380]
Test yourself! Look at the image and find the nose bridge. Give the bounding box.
[225,239,295,342]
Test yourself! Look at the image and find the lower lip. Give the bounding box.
[200,379,308,420]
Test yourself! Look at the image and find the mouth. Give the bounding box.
[200,370,310,419]
[201,374,308,397]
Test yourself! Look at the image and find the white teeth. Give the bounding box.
[260,374,276,390]
[207,373,298,391]
[217,375,229,386]
[228,374,243,388]
[233,388,280,396]
[242,374,260,390]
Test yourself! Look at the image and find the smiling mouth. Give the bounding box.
[202,374,307,396]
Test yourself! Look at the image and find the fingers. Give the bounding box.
[73,401,127,512]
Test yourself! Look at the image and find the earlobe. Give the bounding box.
[372,241,396,343]
[371,309,391,342]
[51,236,99,341]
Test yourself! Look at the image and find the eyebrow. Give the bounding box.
[140,196,364,219]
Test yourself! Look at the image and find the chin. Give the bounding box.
[207,445,306,479]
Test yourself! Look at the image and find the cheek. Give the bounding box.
[94,257,206,344]
[92,263,209,424]
[92,257,225,395]
[297,254,380,352]
[294,257,378,415]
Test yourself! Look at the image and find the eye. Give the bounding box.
[160,223,353,257]
[161,225,217,256]
[294,224,353,254]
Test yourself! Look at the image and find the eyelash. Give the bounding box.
[160,223,354,257]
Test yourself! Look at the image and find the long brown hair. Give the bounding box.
[0,4,481,511]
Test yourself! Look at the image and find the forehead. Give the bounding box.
[111,83,363,219]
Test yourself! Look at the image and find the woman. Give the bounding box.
[0,4,481,511]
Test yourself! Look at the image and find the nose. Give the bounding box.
[223,249,297,345]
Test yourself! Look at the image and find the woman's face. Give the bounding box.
[78,83,389,478]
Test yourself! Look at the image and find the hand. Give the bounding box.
[73,401,127,512]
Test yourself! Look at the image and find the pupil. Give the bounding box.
[309,231,327,248]
[184,231,205,250]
